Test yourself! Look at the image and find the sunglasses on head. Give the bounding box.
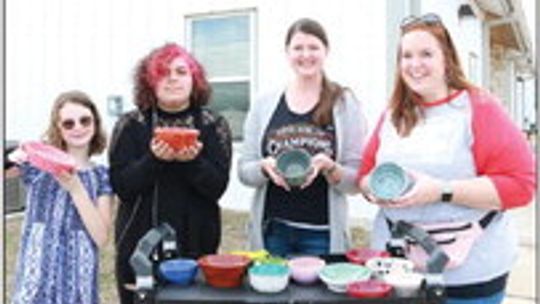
[60,115,94,130]
[400,13,442,30]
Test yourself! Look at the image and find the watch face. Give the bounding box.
[442,192,453,202]
[441,184,453,202]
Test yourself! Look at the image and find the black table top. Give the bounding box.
[150,276,441,304]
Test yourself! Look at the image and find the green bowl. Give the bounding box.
[276,149,311,187]
[319,263,372,293]
[368,162,414,200]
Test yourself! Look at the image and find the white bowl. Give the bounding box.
[365,257,414,280]
[383,272,424,297]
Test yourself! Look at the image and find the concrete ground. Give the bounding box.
[504,202,537,304]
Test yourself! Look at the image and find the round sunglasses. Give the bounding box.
[59,115,94,130]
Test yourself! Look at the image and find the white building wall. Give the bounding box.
[7,0,389,140]
[7,0,389,222]
[5,0,533,223]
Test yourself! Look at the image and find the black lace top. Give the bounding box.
[109,104,232,262]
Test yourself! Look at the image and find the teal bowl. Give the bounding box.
[248,263,290,293]
[368,162,413,200]
[276,149,311,187]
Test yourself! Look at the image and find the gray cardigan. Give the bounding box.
[237,88,367,253]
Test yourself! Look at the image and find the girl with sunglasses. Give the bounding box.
[109,43,232,304]
[7,90,113,304]
[357,13,534,304]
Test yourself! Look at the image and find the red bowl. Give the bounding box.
[22,141,76,175]
[198,254,251,288]
[346,248,390,265]
[154,127,200,150]
[347,280,392,298]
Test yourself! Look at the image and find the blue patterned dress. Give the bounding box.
[11,163,112,304]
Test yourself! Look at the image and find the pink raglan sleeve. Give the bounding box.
[356,112,386,184]
[470,89,535,209]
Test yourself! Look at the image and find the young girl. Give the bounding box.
[8,90,113,304]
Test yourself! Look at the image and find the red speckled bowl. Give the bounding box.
[22,141,76,175]
[154,127,200,150]
[198,254,251,288]
[347,280,393,298]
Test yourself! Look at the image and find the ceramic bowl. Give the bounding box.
[154,127,200,150]
[22,141,76,175]
[288,256,325,285]
[368,162,414,200]
[383,272,424,297]
[318,263,371,293]
[276,149,311,187]
[158,258,198,286]
[365,257,414,281]
[347,279,393,299]
[198,254,251,288]
[248,263,290,293]
[345,248,391,265]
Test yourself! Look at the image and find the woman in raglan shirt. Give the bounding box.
[238,18,367,257]
[357,14,535,304]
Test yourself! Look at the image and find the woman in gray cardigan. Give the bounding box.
[237,18,367,256]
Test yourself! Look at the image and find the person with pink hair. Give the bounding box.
[109,43,232,303]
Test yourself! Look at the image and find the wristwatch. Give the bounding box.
[441,182,453,202]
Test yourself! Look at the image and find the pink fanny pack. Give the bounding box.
[407,220,482,270]
[387,211,498,270]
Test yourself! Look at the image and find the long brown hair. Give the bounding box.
[389,20,472,136]
[44,90,107,156]
[285,18,344,126]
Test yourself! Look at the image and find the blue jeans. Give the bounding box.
[263,220,329,257]
[446,291,505,304]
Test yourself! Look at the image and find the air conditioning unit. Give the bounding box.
[5,140,26,214]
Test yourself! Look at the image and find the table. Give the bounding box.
[134,275,444,304]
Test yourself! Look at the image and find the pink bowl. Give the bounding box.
[288,256,325,285]
[22,141,76,175]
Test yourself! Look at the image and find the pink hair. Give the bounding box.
[145,44,206,91]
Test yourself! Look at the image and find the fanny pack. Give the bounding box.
[386,211,498,270]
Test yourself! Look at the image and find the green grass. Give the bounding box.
[5,209,368,303]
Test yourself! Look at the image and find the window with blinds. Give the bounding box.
[187,11,255,140]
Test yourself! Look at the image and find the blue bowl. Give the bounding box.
[159,258,198,285]
[276,149,311,187]
[369,162,413,200]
